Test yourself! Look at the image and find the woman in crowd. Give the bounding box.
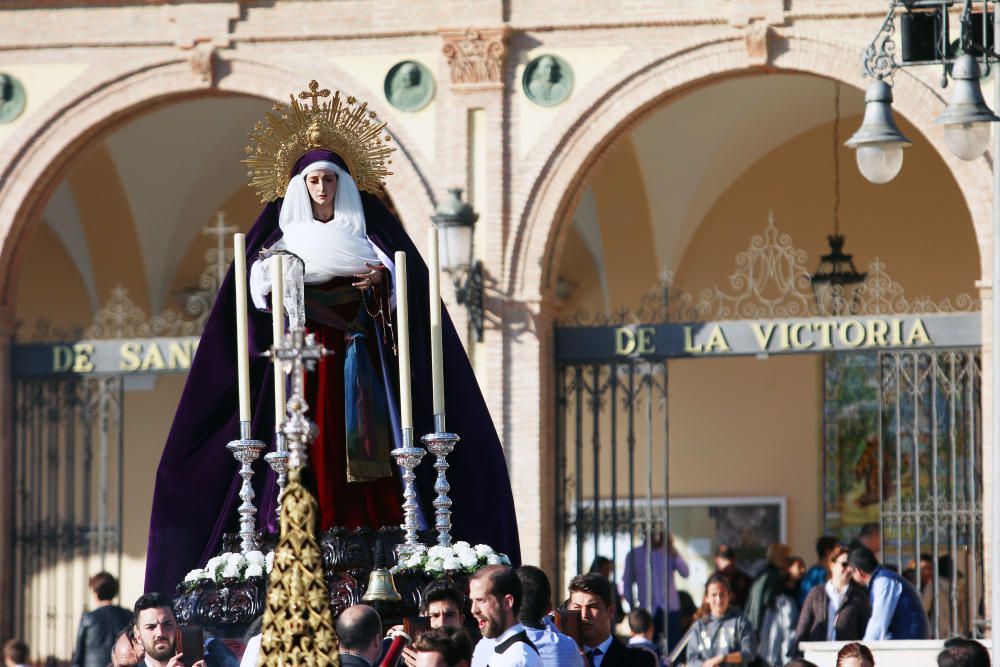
[795,545,870,651]
[685,574,756,667]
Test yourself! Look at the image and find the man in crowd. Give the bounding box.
[111,626,143,667]
[515,565,582,666]
[799,536,839,606]
[849,546,928,640]
[336,605,385,667]
[412,627,474,667]
[470,565,541,667]
[568,573,656,667]
[714,544,752,609]
[133,593,207,667]
[392,579,468,667]
[626,609,663,664]
[621,531,688,649]
[938,638,990,667]
[2,640,28,667]
[73,572,133,667]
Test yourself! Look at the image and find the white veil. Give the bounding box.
[276,160,380,283]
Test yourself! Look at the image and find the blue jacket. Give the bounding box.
[868,567,928,640]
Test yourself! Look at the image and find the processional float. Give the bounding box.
[208,82,472,662]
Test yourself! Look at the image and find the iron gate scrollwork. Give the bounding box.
[879,349,983,638]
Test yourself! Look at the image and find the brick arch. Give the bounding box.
[0,53,436,307]
[507,30,992,304]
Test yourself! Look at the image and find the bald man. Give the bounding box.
[336,605,383,667]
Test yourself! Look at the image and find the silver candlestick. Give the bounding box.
[265,335,290,520]
[264,432,289,521]
[391,426,426,555]
[421,413,460,547]
[227,420,266,553]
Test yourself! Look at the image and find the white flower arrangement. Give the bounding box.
[391,541,510,577]
[182,550,274,588]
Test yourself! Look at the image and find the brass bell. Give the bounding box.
[362,541,402,603]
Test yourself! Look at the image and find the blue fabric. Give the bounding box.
[527,621,584,667]
[342,324,392,479]
[863,567,928,640]
[798,565,827,607]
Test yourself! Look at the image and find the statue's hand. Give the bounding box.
[352,262,383,290]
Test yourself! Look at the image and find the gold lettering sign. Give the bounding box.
[50,338,200,375]
[615,327,656,356]
[628,317,937,357]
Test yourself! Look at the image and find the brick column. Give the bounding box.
[500,296,558,571]
[981,280,995,630]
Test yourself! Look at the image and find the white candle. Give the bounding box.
[233,233,251,422]
[428,227,445,415]
[395,251,412,430]
[271,254,286,428]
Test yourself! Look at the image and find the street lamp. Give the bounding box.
[936,53,1000,159]
[845,80,912,183]
[853,3,1000,658]
[849,0,1000,183]
[433,188,484,342]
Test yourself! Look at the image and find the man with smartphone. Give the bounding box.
[133,593,207,667]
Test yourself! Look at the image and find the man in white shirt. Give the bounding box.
[469,565,542,667]
[132,593,207,667]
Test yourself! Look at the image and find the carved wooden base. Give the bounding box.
[173,525,446,632]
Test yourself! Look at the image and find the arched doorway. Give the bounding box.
[544,68,984,641]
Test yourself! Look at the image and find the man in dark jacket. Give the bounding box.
[72,572,132,667]
[849,546,928,640]
[567,574,655,667]
[335,605,384,667]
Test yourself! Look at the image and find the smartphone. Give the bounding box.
[175,627,204,667]
[403,616,432,643]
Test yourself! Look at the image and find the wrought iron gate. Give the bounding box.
[554,359,670,605]
[12,376,124,662]
[879,349,983,638]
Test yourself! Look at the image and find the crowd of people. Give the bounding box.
[1,526,989,667]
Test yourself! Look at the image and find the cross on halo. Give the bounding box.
[299,80,331,110]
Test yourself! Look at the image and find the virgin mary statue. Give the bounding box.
[144,84,520,593]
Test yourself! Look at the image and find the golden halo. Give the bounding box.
[243,81,395,202]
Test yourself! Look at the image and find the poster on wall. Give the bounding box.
[822,352,883,543]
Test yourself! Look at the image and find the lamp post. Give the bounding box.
[851,1,1000,654]
[433,188,485,342]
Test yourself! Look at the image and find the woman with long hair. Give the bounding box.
[685,574,756,667]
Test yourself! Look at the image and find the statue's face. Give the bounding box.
[305,169,337,209]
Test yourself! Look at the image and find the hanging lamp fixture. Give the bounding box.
[812,82,868,316]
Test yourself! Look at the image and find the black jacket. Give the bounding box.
[600,639,658,667]
[72,605,132,667]
[795,581,871,646]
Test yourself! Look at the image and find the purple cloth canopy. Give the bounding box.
[144,150,520,594]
